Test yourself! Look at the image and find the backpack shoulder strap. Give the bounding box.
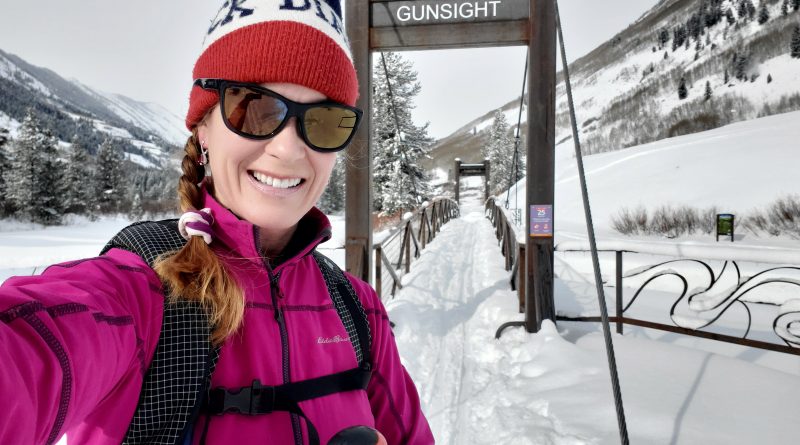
[100,219,185,267]
[312,251,372,367]
[101,220,219,445]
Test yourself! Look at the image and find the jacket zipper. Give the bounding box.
[255,227,303,445]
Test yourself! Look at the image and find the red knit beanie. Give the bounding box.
[185,0,359,130]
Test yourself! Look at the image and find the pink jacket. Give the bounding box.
[0,189,434,445]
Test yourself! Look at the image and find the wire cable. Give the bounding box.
[504,53,528,215]
[555,2,630,443]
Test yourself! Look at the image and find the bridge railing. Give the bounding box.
[485,197,526,312]
[485,197,800,355]
[374,198,460,299]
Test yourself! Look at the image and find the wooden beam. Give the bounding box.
[371,20,529,51]
[345,0,374,283]
[525,0,556,333]
[371,0,530,27]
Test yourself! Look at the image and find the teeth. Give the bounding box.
[252,172,302,189]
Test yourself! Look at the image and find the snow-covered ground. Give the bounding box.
[388,187,800,444]
[503,110,800,251]
[0,214,347,284]
[3,110,799,444]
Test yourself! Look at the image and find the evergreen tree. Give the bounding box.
[724,68,730,84]
[794,0,800,12]
[95,138,125,214]
[792,25,800,58]
[678,76,689,100]
[482,109,515,194]
[0,128,11,216]
[734,52,750,80]
[35,129,65,225]
[747,0,757,20]
[738,0,749,20]
[704,81,713,101]
[658,28,670,48]
[758,3,769,24]
[318,156,345,213]
[371,52,433,214]
[63,136,96,215]
[6,111,63,224]
[726,8,737,25]
[672,24,688,51]
[782,0,790,16]
[767,73,773,83]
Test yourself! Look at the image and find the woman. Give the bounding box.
[0,1,434,444]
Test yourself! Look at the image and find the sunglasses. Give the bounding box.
[194,78,363,152]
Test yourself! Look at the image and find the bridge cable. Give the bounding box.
[555,2,630,444]
[504,52,529,225]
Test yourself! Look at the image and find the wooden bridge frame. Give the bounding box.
[454,158,491,204]
[345,0,556,331]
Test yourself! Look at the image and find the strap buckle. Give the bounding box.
[208,379,275,415]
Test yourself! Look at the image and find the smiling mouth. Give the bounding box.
[249,171,306,189]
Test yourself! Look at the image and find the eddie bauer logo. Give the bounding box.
[318,335,350,344]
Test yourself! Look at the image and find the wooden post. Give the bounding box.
[454,158,462,204]
[376,245,383,300]
[484,158,491,202]
[518,243,526,313]
[404,224,411,274]
[616,250,623,334]
[525,0,557,333]
[344,0,373,283]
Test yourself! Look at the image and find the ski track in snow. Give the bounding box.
[387,188,592,445]
[387,187,800,444]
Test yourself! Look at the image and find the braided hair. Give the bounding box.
[153,129,245,345]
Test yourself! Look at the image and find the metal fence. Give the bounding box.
[485,197,800,355]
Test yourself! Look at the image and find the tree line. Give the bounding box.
[1,52,521,224]
[0,109,177,225]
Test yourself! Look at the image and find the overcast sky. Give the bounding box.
[0,0,661,139]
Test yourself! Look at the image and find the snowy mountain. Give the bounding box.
[0,48,186,167]
[425,0,800,172]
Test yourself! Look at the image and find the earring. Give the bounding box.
[198,141,209,166]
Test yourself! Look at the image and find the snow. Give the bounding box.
[387,187,800,444]
[124,152,157,169]
[451,1,800,152]
[0,110,21,137]
[72,80,188,146]
[0,53,53,98]
[0,213,347,285]
[4,110,800,444]
[92,119,133,140]
[502,110,800,250]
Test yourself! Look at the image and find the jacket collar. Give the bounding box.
[200,186,332,270]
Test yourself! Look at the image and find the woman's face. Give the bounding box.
[197,82,337,235]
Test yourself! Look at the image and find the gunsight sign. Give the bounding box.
[396,1,502,22]
[372,0,528,28]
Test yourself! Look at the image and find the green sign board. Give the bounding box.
[716,214,734,242]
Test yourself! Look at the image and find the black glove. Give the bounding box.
[327,426,380,445]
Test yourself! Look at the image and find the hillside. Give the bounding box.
[0,48,186,168]
[501,109,800,249]
[425,0,800,175]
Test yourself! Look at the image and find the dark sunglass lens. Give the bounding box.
[223,86,287,137]
[304,106,358,150]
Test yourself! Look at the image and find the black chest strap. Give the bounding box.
[204,365,372,445]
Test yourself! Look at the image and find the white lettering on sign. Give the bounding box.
[396,1,502,22]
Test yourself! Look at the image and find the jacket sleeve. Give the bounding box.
[345,274,435,445]
[0,248,164,444]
